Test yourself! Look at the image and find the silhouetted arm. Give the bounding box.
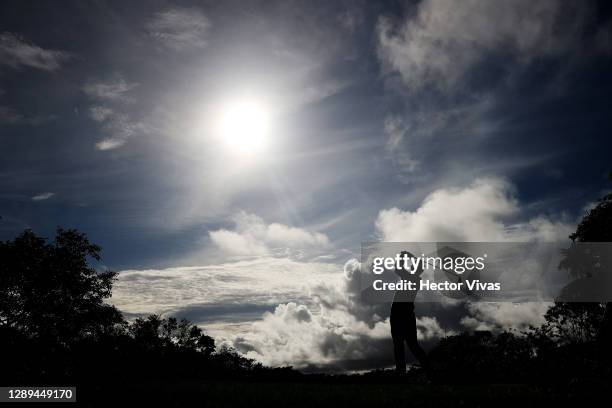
[394,251,421,280]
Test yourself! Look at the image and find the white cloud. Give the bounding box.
[209,212,330,257]
[372,178,571,341]
[112,257,342,320]
[147,7,211,50]
[0,32,69,71]
[229,299,450,369]
[221,257,451,369]
[231,301,391,368]
[377,0,588,91]
[113,181,572,370]
[31,192,54,201]
[375,178,572,242]
[95,138,126,151]
[111,250,453,370]
[461,302,550,332]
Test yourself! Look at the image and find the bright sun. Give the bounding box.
[217,98,270,154]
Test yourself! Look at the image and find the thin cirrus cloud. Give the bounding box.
[146,7,211,50]
[82,76,144,151]
[88,106,113,122]
[0,104,57,127]
[82,77,139,102]
[0,32,70,71]
[31,192,54,201]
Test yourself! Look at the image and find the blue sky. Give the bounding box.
[1,0,611,370]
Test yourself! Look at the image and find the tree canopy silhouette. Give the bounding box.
[0,228,123,345]
[0,227,274,384]
[553,173,612,342]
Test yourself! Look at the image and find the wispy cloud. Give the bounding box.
[0,32,69,71]
[0,105,22,124]
[83,76,144,150]
[88,106,113,122]
[82,77,138,101]
[31,192,54,201]
[147,7,211,50]
[0,105,57,126]
[377,0,590,92]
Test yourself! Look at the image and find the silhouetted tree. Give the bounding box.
[535,302,604,345]
[428,331,535,383]
[0,228,123,345]
[130,315,215,355]
[0,227,289,384]
[555,172,612,342]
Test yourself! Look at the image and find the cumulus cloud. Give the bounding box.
[375,178,572,242]
[460,302,550,332]
[377,0,589,91]
[112,244,451,370]
[115,181,572,370]
[147,8,211,50]
[229,292,451,369]
[0,32,69,71]
[31,192,54,201]
[209,212,330,257]
[371,177,572,345]
[221,256,453,370]
[231,301,391,369]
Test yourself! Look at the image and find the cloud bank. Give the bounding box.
[376,178,572,242]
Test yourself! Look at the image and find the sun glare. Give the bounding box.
[217,98,270,154]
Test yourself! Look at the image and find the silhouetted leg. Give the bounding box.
[392,334,406,374]
[405,336,427,368]
[405,309,429,370]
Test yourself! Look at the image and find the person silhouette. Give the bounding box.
[390,250,429,375]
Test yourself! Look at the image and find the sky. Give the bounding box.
[1,0,612,371]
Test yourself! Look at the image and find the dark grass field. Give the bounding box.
[74,378,606,407]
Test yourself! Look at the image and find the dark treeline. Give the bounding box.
[0,228,296,385]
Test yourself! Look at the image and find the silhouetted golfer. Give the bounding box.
[390,250,429,374]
